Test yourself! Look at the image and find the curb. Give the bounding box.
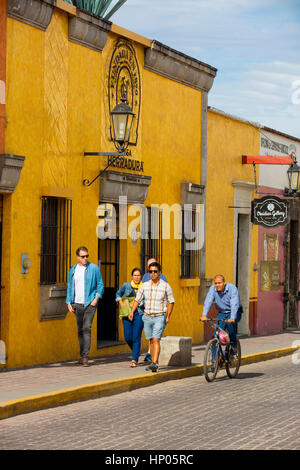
[1,345,299,420]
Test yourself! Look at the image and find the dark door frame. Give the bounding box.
[97,232,120,346]
[284,199,300,329]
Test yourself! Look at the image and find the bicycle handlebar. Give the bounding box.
[200,318,231,324]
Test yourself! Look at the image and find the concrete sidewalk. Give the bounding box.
[1,330,300,420]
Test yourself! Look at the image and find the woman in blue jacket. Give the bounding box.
[116,268,144,367]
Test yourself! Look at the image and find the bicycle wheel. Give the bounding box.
[225,340,241,378]
[203,338,220,382]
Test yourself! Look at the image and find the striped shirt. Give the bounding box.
[135,279,175,316]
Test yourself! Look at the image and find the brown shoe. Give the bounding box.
[82,358,89,367]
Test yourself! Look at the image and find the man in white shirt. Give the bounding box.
[66,246,104,366]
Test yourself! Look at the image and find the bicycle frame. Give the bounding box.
[201,317,241,382]
[207,319,230,351]
[211,324,229,364]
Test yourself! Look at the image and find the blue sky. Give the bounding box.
[112,0,300,138]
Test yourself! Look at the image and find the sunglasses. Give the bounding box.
[79,254,89,259]
[149,270,158,273]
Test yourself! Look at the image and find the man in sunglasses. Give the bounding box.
[142,258,167,283]
[66,246,104,366]
[142,258,167,362]
[129,262,175,372]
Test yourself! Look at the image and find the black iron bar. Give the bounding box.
[83,151,126,187]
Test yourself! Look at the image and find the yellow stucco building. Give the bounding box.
[0,1,260,368]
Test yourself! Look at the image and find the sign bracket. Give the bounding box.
[242,155,294,196]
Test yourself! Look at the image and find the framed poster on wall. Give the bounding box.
[264,233,279,261]
[260,260,281,291]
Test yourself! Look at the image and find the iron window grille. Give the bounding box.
[140,206,163,275]
[40,197,72,285]
[180,209,200,278]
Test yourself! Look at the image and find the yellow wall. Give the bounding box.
[206,110,259,300]
[104,31,203,348]
[3,8,204,367]
[3,8,260,368]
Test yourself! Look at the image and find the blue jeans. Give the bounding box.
[122,313,144,362]
[217,308,242,347]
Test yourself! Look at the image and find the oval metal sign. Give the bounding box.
[251,195,290,228]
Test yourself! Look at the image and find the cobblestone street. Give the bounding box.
[1,355,300,450]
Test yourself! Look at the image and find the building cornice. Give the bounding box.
[262,126,300,143]
[7,0,55,31]
[68,7,111,52]
[7,0,218,93]
[144,41,217,92]
[208,107,261,129]
[111,24,151,48]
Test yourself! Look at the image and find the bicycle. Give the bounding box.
[200,318,241,382]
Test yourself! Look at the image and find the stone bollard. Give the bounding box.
[159,336,192,366]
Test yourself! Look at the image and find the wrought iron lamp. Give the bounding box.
[83,92,135,186]
[286,158,300,196]
[110,95,135,153]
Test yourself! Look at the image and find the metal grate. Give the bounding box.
[40,197,72,285]
[180,209,200,278]
[140,206,163,274]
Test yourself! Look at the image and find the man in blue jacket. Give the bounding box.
[201,274,242,353]
[66,246,104,366]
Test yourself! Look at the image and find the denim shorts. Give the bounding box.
[143,314,166,340]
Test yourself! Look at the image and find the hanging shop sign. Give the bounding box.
[108,39,141,146]
[251,195,289,228]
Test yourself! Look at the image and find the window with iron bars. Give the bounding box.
[140,206,163,275]
[40,197,72,285]
[180,208,200,278]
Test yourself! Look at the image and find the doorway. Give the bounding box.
[97,234,119,346]
[287,219,299,328]
[235,213,251,336]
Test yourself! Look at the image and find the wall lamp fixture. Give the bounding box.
[83,92,135,187]
[285,158,300,196]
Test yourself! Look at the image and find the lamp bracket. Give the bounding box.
[241,154,297,195]
[84,152,126,157]
[83,151,126,187]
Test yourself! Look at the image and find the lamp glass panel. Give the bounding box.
[125,114,134,142]
[112,114,128,142]
[290,171,300,191]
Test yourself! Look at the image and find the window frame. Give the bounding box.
[40,196,72,285]
[180,207,200,279]
[140,206,163,275]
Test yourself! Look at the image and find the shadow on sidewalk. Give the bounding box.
[41,353,134,368]
[211,372,264,383]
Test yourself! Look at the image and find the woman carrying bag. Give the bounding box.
[115,268,144,367]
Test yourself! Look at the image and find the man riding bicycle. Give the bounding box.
[201,275,242,353]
